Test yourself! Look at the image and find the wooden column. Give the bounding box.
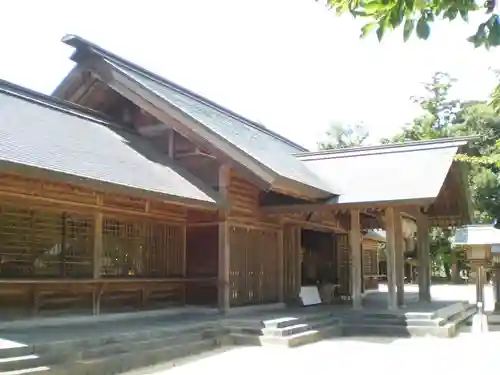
[385,207,398,310]
[218,164,231,313]
[394,211,405,307]
[350,209,362,309]
[277,228,284,302]
[92,207,103,315]
[493,267,500,312]
[416,212,431,302]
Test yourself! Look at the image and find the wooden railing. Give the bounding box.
[0,277,217,315]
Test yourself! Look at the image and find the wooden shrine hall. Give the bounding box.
[0,35,473,318]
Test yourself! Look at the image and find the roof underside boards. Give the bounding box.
[101,59,337,197]
[297,140,468,206]
[0,84,218,207]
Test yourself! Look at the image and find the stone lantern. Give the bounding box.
[452,225,500,311]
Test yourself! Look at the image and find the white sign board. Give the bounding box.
[299,286,322,306]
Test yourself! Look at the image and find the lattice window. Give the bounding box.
[102,217,184,277]
[102,218,144,277]
[0,204,93,278]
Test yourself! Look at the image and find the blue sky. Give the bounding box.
[1,0,500,150]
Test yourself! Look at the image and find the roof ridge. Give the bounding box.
[0,79,140,136]
[62,34,309,152]
[294,136,477,158]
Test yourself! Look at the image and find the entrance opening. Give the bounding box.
[300,229,337,286]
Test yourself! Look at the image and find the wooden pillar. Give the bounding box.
[218,164,231,313]
[296,228,302,299]
[277,228,284,302]
[416,212,431,302]
[92,208,103,315]
[385,207,398,310]
[350,209,362,309]
[451,252,460,284]
[493,267,500,312]
[395,212,405,307]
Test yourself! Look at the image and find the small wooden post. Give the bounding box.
[218,164,231,313]
[350,209,362,309]
[385,207,398,310]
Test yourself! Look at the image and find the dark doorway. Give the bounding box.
[300,229,337,286]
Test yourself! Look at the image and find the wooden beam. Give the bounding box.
[350,209,362,309]
[261,201,432,214]
[0,190,186,223]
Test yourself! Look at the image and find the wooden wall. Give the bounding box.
[225,171,281,306]
[0,172,220,314]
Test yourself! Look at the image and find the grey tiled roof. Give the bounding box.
[107,61,334,195]
[0,82,217,206]
[296,139,469,205]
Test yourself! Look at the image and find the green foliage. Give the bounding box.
[378,71,500,277]
[318,122,370,149]
[324,0,500,48]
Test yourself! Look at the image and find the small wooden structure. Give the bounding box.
[0,34,475,318]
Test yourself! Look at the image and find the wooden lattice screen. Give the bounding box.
[363,249,378,276]
[229,226,279,306]
[336,233,350,296]
[0,204,93,278]
[102,217,184,277]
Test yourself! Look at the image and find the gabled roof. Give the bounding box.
[295,137,472,206]
[55,35,336,199]
[0,80,220,208]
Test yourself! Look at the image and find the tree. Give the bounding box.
[381,72,459,143]
[318,122,370,149]
[324,0,500,48]
[382,71,500,279]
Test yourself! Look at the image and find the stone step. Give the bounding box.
[231,320,342,348]
[0,325,223,375]
[0,366,50,375]
[262,323,310,337]
[0,347,32,361]
[342,317,446,327]
[81,330,218,360]
[0,356,40,373]
[261,317,299,329]
[34,338,219,375]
